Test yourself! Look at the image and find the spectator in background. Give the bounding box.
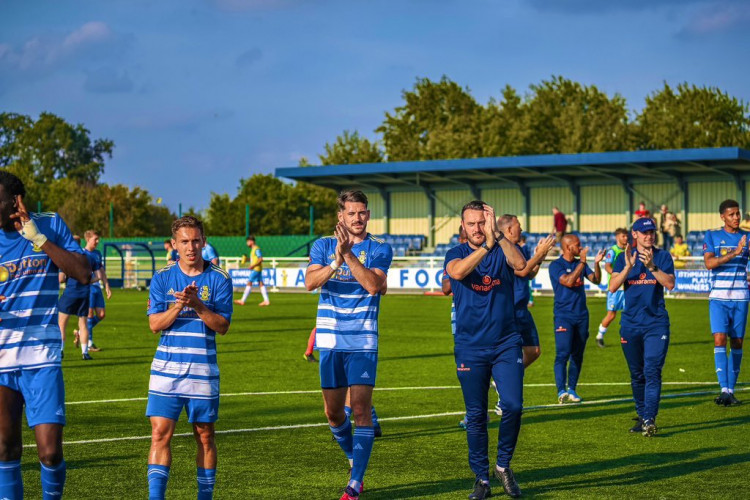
[740,212,750,231]
[635,202,651,220]
[663,212,680,250]
[553,207,567,242]
[670,235,690,269]
[658,205,669,247]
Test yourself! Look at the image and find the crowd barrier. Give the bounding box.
[222,256,713,295]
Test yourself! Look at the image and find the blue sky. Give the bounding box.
[2,0,749,213]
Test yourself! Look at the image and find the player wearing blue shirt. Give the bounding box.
[146,216,233,500]
[305,191,392,500]
[548,235,604,404]
[82,230,111,353]
[0,172,91,500]
[202,241,220,266]
[702,199,749,406]
[610,217,675,437]
[498,215,556,369]
[58,236,101,360]
[596,228,629,347]
[445,201,526,500]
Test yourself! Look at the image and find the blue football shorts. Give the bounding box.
[319,351,378,389]
[146,393,219,423]
[58,292,89,317]
[709,300,748,338]
[515,308,540,347]
[606,290,625,312]
[89,286,106,309]
[248,270,263,284]
[0,366,66,427]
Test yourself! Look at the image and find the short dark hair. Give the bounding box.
[247,235,256,242]
[0,170,26,199]
[163,239,171,244]
[461,200,485,219]
[337,190,368,211]
[614,228,628,236]
[719,199,739,214]
[171,216,204,238]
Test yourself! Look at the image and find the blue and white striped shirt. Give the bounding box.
[703,228,750,301]
[309,234,392,352]
[147,261,233,399]
[0,212,83,372]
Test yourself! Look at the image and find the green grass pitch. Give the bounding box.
[19,292,750,499]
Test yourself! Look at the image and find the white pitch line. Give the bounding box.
[27,387,746,449]
[64,381,726,406]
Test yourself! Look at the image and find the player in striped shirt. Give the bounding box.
[0,171,91,500]
[146,216,233,500]
[305,190,392,500]
[703,199,748,406]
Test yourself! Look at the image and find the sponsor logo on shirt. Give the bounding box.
[626,273,657,285]
[457,363,471,372]
[471,276,501,292]
[0,257,49,283]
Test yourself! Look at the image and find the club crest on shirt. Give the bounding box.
[0,266,8,283]
[720,248,728,256]
[200,285,210,301]
[358,251,366,264]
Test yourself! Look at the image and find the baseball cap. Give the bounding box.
[632,217,656,233]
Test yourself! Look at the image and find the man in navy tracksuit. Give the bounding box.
[609,217,675,437]
[445,201,526,500]
[548,235,604,403]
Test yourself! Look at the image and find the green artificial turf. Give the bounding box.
[18,292,750,498]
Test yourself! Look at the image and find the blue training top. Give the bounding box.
[612,248,674,330]
[703,228,750,302]
[147,261,233,399]
[0,212,84,372]
[65,249,102,297]
[445,243,518,350]
[309,234,393,352]
[202,243,219,262]
[548,256,593,320]
[513,244,532,309]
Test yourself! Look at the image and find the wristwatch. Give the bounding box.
[648,265,659,273]
[481,241,491,251]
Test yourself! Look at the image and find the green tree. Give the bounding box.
[0,112,113,185]
[319,130,383,165]
[636,83,750,149]
[515,76,633,154]
[377,76,484,161]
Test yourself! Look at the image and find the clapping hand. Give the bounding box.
[594,249,606,265]
[624,244,636,268]
[535,235,556,256]
[334,223,352,263]
[734,235,747,257]
[638,247,654,269]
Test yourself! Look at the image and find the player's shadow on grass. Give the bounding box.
[375,424,463,441]
[657,414,749,437]
[521,448,750,494]
[362,478,470,499]
[379,352,453,362]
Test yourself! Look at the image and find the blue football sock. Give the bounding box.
[197,467,216,500]
[371,405,379,427]
[330,416,353,460]
[714,346,728,390]
[87,316,100,342]
[0,460,23,500]
[147,464,170,500]
[729,349,743,391]
[344,405,352,419]
[40,460,66,500]
[349,426,375,491]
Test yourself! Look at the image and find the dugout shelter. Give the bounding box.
[276,147,750,247]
